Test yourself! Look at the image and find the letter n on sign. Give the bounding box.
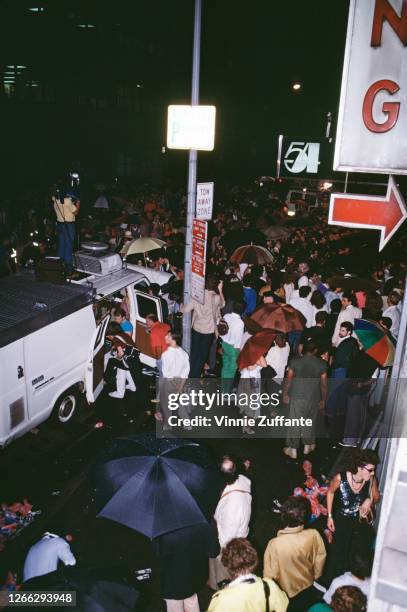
[334,0,407,174]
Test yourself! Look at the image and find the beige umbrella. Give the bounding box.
[120,237,166,257]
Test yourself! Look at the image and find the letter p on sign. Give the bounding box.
[167,105,216,150]
[170,122,181,145]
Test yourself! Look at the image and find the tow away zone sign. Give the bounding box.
[196,182,214,220]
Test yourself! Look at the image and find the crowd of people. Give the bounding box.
[17,448,377,612]
[1,178,405,611]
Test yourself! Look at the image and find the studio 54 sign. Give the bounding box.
[277,136,333,179]
[334,0,407,174]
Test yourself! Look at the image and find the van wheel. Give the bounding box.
[52,388,79,424]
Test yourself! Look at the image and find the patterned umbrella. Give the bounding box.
[230,244,274,265]
[237,330,276,369]
[249,303,306,333]
[353,319,396,367]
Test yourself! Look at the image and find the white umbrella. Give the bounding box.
[120,237,166,256]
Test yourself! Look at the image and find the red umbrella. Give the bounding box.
[230,244,274,265]
[237,330,277,370]
[249,303,306,332]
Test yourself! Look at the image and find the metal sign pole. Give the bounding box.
[376,278,407,486]
[344,172,349,193]
[182,0,202,354]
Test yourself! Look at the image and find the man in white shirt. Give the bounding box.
[23,532,76,582]
[266,333,290,382]
[214,457,252,548]
[323,551,372,604]
[289,286,314,328]
[382,292,401,339]
[208,456,252,589]
[221,302,245,391]
[160,331,190,427]
[332,293,362,347]
[161,331,190,379]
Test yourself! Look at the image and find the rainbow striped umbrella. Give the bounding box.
[354,319,396,367]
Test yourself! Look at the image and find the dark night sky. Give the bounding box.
[0,0,350,188]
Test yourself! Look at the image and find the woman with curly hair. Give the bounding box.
[323,448,380,585]
[208,538,288,612]
[309,585,367,611]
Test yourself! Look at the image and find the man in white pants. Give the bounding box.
[108,343,136,399]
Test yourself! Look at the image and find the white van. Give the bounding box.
[0,246,172,447]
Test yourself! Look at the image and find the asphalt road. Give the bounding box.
[0,381,340,610]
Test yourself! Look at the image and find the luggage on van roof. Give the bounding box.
[0,275,94,348]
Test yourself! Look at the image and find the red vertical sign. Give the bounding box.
[191,219,207,304]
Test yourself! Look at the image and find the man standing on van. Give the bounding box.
[52,186,80,270]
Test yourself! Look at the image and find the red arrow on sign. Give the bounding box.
[328,176,407,251]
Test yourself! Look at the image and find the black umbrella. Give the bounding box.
[90,434,223,539]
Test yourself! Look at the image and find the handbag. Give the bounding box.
[358,477,376,525]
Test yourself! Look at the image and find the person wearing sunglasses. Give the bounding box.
[322,448,380,587]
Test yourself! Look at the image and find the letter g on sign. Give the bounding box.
[362,79,400,133]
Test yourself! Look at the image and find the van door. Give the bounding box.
[0,340,27,444]
[85,314,110,403]
[132,290,163,367]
